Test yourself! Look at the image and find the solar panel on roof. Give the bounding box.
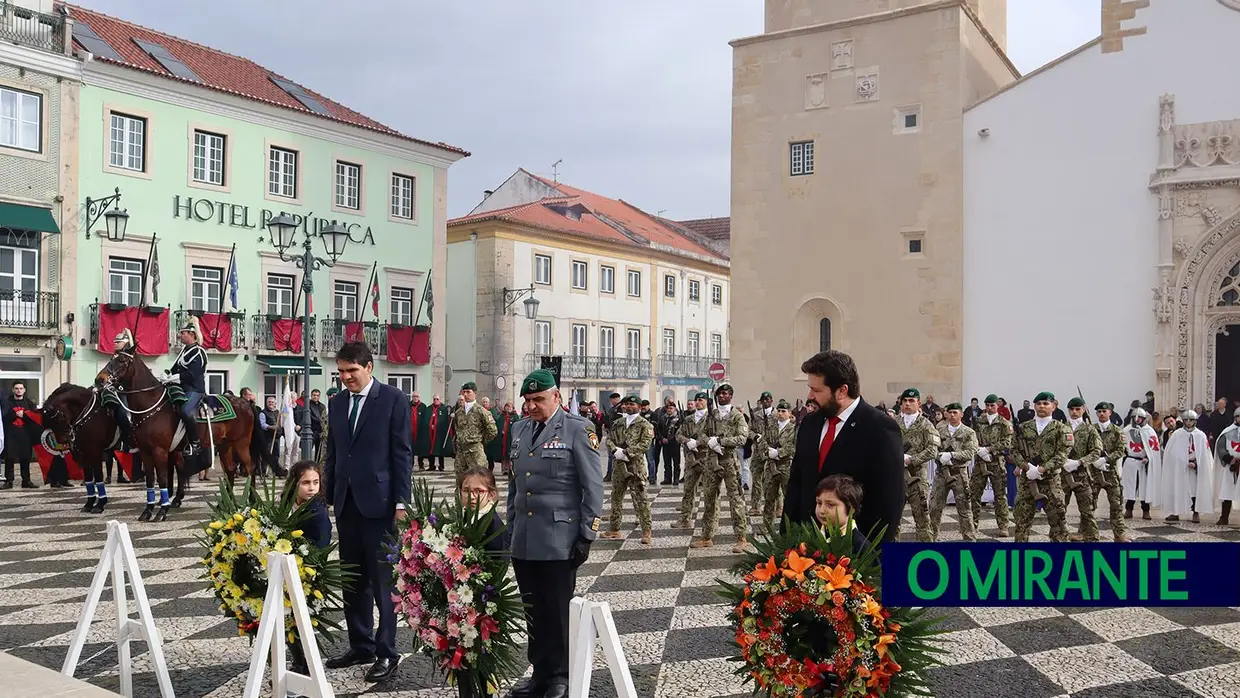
[132,39,201,82]
[71,21,124,61]
[269,76,331,116]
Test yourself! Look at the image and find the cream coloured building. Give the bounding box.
[729,0,1016,404]
[446,169,731,407]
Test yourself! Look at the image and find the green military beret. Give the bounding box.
[1033,391,1055,403]
[1095,401,1114,411]
[716,383,733,393]
[326,387,339,396]
[520,369,556,396]
[693,391,709,401]
[900,388,920,401]
[944,402,962,412]
[1067,397,1086,409]
[461,381,477,392]
[776,399,791,410]
[984,394,999,404]
[760,391,773,400]
[640,399,650,406]
[620,394,640,405]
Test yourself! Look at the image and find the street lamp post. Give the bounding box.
[495,285,539,403]
[84,187,129,241]
[267,213,351,460]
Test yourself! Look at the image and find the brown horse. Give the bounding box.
[95,351,256,521]
[38,383,122,514]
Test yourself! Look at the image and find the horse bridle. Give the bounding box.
[99,350,171,429]
[42,388,102,452]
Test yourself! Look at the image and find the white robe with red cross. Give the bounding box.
[1121,423,1162,504]
[1214,423,1240,502]
[1162,427,1214,517]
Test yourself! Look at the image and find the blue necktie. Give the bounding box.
[348,393,363,433]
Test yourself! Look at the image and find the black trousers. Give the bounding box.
[4,457,31,483]
[337,492,399,659]
[512,558,576,685]
[661,442,681,483]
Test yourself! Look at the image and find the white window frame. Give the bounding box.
[534,254,552,285]
[333,280,359,321]
[534,320,552,355]
[390,173,415,220]
[109,112,146,172]
[894,104,922,134]
[268,146,298,198]
[205,370,228,395]
[662,328,675,356]
[600,265,615,294]
[687,331,700,357]
[571,260,588,290]
[0,87,41,152]
[711,284,723,306]
[191,265,223,313]
[710,333,723,358]
[192,129,226,185]
[0,245,39,325]
[627,269,641,297]
[599,326,614,359]
[107,257,144,307]
[335,161,362,210]
[663,274,676,299]
[626,328,641,360]
[571,323,587,358]
[390,286,414,325]
[688,279,700,302]
[266,273,295,317]
[790,140,814,176]
[387,373,416,398]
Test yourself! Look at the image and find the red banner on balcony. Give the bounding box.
[386,325,430,365]
[271,318,303,353]
[97,306,169,355]
[198,313,233,352]
[345,322,365,343]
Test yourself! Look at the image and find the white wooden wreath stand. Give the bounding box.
[567,597,637,698]
[241,552,334,698]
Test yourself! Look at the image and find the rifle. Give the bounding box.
[441,407,456,452]
[1015,428,1048,502]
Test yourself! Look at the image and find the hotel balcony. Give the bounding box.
[320,318,383,356]
[250,314,317,354]
[523,354,651,382]
[0,1,69,54]
[170,308,246,352]
[0,290,58,332]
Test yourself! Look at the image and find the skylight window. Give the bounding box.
[72,22,123,61]
[132,39,201,82]
[269,76,331,116]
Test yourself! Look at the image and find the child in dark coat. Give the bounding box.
[460,466,509,553]
[814,474,874,558]
[282,459,332,674]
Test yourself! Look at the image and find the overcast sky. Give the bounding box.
[80,0,1101,219]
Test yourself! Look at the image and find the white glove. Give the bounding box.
[613,448,628,462]
[768,447,779,459]
[707,436,720,450]
[904,454,912,465]
[1094,457,1108,470]
[977,446,990,460]
[1064,459,1081,473]
[939,453,952,465]
[1026,464,1041,480]
[686,439,698,451]
[711,443,725,455]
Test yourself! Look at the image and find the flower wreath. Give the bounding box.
[392,480,524,695]
[200,481,352,645]
[719,521,944,698]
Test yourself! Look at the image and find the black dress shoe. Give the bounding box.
[324,648,376,669]
[363,657,399,682]
[506,678,543,698]
[543,682,569,698]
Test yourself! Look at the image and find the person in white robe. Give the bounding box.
[1162,411,1214,522]
[1122,408,1162,520]
[1214,407,1240,525]
[280,387,300,472]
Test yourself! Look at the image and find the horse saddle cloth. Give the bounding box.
[167,386,236,422]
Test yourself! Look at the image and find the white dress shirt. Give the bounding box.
[345,377,376,433]
[821,398,861,446]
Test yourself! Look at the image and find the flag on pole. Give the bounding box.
[370,268,380,319]
[144,238,161,306]
[225,245,239,311]
[567,391,580,415]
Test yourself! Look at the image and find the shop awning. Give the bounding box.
[257,356,323,376]
[0,202,59,234]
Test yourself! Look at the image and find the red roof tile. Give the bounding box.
[675,217,730,241]
[450,171,727,263]
[64,4,467,156]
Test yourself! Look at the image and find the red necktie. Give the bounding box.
[818,416,841,471]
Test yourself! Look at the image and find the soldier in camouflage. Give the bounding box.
[1092,402,1130,542]
[758,399,797,532]
[451,381,499,485]
[1011,391,1072,542]
[601,395,654,545]
[748,392,775,515]
[971,394,1013,537]
[897,388,939,542]
[1062,397,1101,542]
[928,404,978,541]
[692,383,751,553]
[673,392,710,530]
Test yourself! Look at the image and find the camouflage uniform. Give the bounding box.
[900,413,940,542]
[675,410,710,527]
[929,422,978,541]
[1064,419,1101,541]
[607,414,654,534]
[1012,418,1072,542]
[1093,420,1129,541]
[452,403,498,483]
[699,406,749,542]
[971,413,1013,534]
[748,406,775,513]
[760,418,796,532]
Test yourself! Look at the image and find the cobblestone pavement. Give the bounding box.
[1,467,1240,697]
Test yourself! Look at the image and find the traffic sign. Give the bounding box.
[707,362,726,381]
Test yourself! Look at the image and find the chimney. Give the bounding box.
[483,190,494,198]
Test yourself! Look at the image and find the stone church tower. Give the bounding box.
[728,0,1016,403]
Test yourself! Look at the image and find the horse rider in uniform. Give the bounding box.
[107,329,137,449]
[163,316,208,456]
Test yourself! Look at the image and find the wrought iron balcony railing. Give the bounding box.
[251,314,317,353]
[0,1,67,54]
[0,290,58,331]
[321,318,383,355]
[523,354,651,381]
[656,354,728,378]
[171,308,246,351]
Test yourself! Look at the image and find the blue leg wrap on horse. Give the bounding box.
[159,488,170,506]
[146,488,156,505]
[85,482,96,497]
[96,484,107,499]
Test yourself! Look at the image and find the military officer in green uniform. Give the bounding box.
[929,403,978,541]
[601,395,654,545]
[897,388,940,542]
[1092,402,1130,542]
[1063,397,1101,541]
[758,399,797,532]
[505,370,604,698]
[1011,391,1072,542]
[673,391,710,530]
[451,381,498,484]
[971,394,1013,536]
[692,384,751,553]
[748,391,775,515]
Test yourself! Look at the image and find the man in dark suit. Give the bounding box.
[782,351,905,543]
[322,341,412,682]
